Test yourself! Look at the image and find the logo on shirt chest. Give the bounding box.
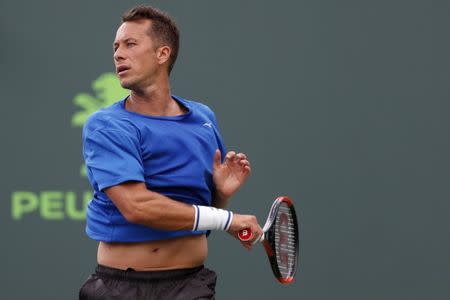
[202,122,213,128]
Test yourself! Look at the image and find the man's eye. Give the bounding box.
[127,43,136,47]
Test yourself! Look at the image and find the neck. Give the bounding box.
[126,75,184,116]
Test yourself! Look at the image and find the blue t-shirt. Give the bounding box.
[82,95,226,242]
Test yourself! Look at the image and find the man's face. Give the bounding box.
[113,20,160,90]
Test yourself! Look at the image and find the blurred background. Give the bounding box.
[1,0,449,299]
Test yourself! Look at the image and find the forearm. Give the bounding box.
[134,189,263,246]
[131,190,195,230]
[105,183,195,231]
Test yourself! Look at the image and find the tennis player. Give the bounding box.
[79,5,262,300]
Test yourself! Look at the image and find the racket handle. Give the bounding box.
[238,228,253,241]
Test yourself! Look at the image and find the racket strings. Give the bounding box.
[274,204,297,278]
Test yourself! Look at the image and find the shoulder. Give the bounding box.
[83,100,138,137]
[175,95,217,120]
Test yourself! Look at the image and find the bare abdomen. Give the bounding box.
[97,234,208,271]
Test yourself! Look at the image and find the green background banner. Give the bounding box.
[1,0,449,299]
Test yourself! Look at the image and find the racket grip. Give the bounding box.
[238,228,252,241]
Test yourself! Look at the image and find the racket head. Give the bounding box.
[262,196,299,284]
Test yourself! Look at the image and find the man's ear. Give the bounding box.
[156,46,171,66]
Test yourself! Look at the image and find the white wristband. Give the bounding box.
[192,205,233,231]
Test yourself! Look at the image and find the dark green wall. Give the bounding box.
[1,0,449,299]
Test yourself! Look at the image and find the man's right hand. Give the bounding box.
[227,214,263,250]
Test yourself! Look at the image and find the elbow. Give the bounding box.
[123,209,142,224]
[122,199,146,224]
[120,191,160,225]
[115,191,142,224]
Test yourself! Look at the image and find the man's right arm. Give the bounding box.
[105,181,195,231]
[105,181,263,245]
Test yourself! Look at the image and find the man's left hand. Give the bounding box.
[213,150,251,203]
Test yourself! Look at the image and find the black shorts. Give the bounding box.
[79,264,217,300]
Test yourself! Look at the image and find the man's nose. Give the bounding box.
[114,47,125,62]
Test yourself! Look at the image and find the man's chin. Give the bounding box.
[118,79,134,90]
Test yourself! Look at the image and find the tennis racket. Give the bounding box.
[238,196,299,284]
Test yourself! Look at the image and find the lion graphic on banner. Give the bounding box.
[72,73,129,177]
